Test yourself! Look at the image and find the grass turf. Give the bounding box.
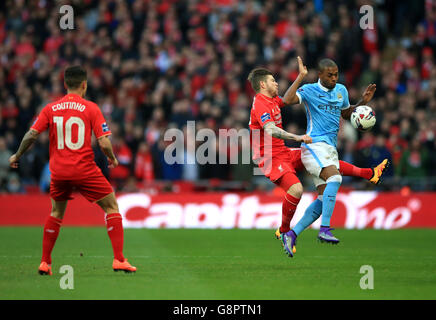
[0,227,435,300]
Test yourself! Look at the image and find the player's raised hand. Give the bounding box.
[297,56,308,77]
[108,157,119,168]
[362,84,376,104]
[9,154,19,168]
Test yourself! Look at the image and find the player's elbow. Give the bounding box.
[264,126,276,137]
[27,129,40,140]
[264,128,272,136]
[97,136,110,149]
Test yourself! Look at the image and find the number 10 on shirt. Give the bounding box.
[53,116,85,150]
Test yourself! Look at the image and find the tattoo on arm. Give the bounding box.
[263,122,298,141]
[16,129,39,158]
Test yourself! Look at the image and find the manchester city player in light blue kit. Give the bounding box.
[285,58,376,246]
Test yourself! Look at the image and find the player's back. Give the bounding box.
[31,93,111,180]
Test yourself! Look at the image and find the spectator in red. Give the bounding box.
[135,142,154,183]
[386,126,408,167]
[1,97,19,120]
[110,136,132,189]
[0,0,433,192]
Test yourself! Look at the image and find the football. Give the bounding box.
[350,105,376,131]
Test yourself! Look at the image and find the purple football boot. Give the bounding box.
[317,226,340,244]
[280,230,297,257]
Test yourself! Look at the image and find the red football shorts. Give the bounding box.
[50,171,114,203]
[257,147,304,185]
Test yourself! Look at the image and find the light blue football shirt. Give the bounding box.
[296,79,350,148]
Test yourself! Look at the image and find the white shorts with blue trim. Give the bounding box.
[301,142,339,187]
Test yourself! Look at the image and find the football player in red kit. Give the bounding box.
[248,61,312,257]
[248,58,389,257]
[9,66,136,274]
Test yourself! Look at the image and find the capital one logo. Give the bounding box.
[335,192,413,229]
[116,193,282,229]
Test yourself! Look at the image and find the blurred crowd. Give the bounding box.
[0,0,435,193]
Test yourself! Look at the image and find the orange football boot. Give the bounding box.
[38,262,52,275]
[113,259,137,273]
[369,159,390,185]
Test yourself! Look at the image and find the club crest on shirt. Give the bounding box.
[102,123,109,133]
[260,112,271,123]
[337,92,343,100]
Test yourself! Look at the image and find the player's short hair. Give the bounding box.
[64,66,87,89]
[318,59,338,72]
[247,68,273,92]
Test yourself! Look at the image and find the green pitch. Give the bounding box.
[1,227,435,300]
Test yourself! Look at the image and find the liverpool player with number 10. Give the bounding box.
[9,66,136,275]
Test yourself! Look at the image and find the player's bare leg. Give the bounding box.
[39,199,68,275]
[96,192,136,273]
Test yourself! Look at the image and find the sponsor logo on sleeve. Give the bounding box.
[102,123,109,133]
[260,112,271,123]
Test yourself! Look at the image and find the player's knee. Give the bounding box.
[287,183,303,199]
[103,201,119,214]
[107,201,116,213]
[105,199,119,213]
[50,210,64,220]
[97,193,119,213]
[326,174,342,185]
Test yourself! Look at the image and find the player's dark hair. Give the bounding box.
[247,68,273,92]
[318,59,338,72]
[64,66,87,89]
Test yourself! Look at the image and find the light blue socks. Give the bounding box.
[293,197,322,236]
[320,175,342,227]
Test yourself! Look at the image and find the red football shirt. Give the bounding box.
[31,93,111,180]
[249,93,288,162]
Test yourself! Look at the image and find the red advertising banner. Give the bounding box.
[0,192,435,229]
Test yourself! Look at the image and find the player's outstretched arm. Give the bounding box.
[9,129,40,168]
[97,135,119,168]
[263,122,312,144]
[282,56,308,105]
[341,84,376,120]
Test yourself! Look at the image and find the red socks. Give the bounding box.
[41,213,126,264]
[41,216,62,264]
[105,213,125,262]
[280,193,300,233]
[339,160,373,180]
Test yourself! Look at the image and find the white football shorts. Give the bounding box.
[301,141,340,187]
